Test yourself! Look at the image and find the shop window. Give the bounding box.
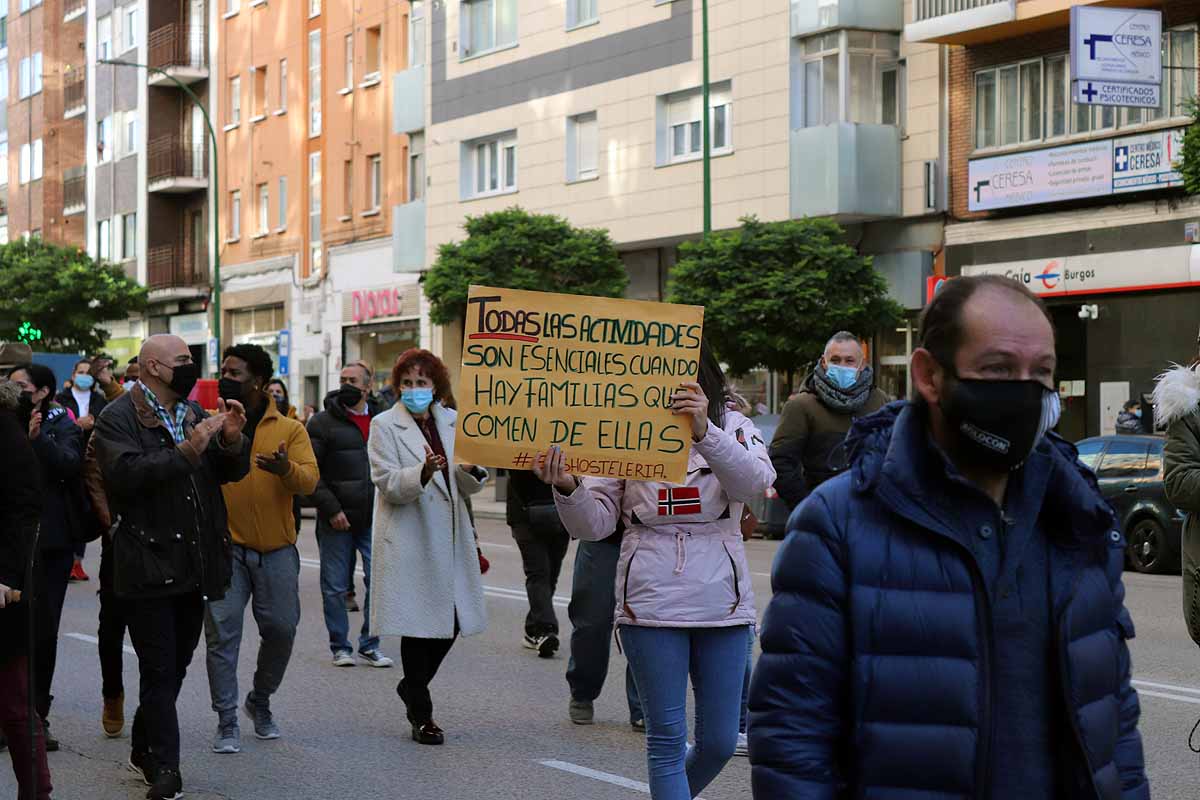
[229,305,287,374]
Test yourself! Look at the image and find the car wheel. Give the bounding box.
[1128,519,1170,575]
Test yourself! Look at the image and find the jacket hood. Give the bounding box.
[1152,363,1200,429]
[0,380,19,410]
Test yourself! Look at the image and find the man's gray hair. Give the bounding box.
[824,331,862,353]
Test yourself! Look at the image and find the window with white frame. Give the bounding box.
[98,15,112,61]
[123,5,137,51]
[798,31,900,128]
[226,0,239,14]
[973,27,1196,151]
[257,183,269,234]
[277,176,287,230]
[120,111,138,157]
[464,132,516,198]
[31,139,41,181]
[0,64,8,102]
[97,219,111,261]
[461,0,516,59]
[663,82,732,164]
[368,154,382,210]
[567,0,597,30]
[121,213,136,260]
[308,32,321,136]
[0,140,8,186]
[309,152,321,267]
[567,112,598,181]
[97,116,113,163]
[309,0,319,16]
[229,75,241,124]
[409,1,425,68]
[229,190,241,240]
[879,60,905,128]
[278,58,288,111]
[18,143,28,183]
[18,52,41,99]
[343,33,353,90]
[408,133,424,201]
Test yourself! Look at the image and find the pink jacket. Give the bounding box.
[554,410,775,628]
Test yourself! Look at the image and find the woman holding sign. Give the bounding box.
[367,349,489,746]
[535,346,774,800]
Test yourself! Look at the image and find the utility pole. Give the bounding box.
[701,0,711,238]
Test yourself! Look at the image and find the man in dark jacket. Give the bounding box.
[507,470,569,658]
[0,378,51,799]
[93,334,249,800]
[306,363,392,667]
[749,275,1148,799]
[768,332,889,511]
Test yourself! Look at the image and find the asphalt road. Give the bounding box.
[4,518,1200,799]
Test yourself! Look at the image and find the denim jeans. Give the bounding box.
[620,624,751,800]
[740,628,755,734]
[204,545,301,717]
[565,537,642,722]
[316,523,377,655]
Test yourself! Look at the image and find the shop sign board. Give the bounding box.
[1072,80,1160,108]
[278,329,290,376]
[455,285,705,485]
[346,286,419,324]
[968,128,1183,211]
[1070,7,1162,85]
[960,244,1200,297]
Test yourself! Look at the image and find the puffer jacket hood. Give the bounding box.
[1153,363,1200,429]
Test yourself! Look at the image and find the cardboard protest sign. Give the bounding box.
[455,285,705,485]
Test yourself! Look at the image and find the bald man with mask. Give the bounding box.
[93,335,250,800]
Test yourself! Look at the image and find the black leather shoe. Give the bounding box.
[411,721,444,746]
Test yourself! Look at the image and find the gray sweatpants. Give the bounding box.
[204,543,301,717]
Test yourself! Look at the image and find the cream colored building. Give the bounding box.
[398,0,948,401]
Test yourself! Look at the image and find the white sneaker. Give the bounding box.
[735,732,749,757]
[358,648,394,668]
[332,651,356,667]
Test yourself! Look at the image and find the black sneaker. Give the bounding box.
[42,719,59,752]
[147,767,183,800]
[522,633,560,659]
[128,749,156,786]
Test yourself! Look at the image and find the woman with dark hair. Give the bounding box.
[534,342,774,800]
[8,363,85,753]
[265,379,297,419]
[367,348,488,745]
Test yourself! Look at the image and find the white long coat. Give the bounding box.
[367,402,488,639]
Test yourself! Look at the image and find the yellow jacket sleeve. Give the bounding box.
[281,421,320,496]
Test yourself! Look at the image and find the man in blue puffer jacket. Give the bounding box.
[749,274,1149,799]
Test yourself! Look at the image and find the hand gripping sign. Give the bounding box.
[455,285,705,485]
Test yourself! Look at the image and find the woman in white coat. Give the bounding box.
[368,348,488,745]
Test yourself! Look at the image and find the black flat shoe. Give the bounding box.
[412,721,444,746]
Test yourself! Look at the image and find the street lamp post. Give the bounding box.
[701,0,711,239]
[101,59,221,347]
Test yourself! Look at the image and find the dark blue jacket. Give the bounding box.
[748,402,1149,800]
[30,404,85,551]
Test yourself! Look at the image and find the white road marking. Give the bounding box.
[478,541,517,550]
[539,760,650,794]
[65,632,135,655]
[752,571,771,578]
[1134,689,1200,706]
[1133,679,1200,696]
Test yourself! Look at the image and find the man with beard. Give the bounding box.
[769,332,890,512]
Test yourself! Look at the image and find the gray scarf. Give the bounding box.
[811,365,875,414]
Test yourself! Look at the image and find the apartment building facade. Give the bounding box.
[912,0,1200,439]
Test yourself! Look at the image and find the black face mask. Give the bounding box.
[218,377,250,402]
[337,384,364,408]
[275,397,288,415]
[164,362,201,399]
[940,372,1061,472]
[17,391,35,427]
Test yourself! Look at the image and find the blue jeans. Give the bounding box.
[740,628,755,734]
[620,624,750,800]
[316,524,378,655]
[566,537,642,722]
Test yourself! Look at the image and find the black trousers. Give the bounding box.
[399,627,458,724]
[33,548,74,721]
[127,592,204,770]
[511,524,569,637]
[97,540,128,701]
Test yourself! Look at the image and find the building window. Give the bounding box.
[226,0,238,14]
[98,16,112,61]
[567,0,597,29]
[343,33,353,90]
[567,112,598,181]
[879,61,905,129]
[122,5,137,51]
[463,132,516,198]
[461,0,517,59]
[257,183,269,234]
[122,213,136,260]
[365,26,381,79]
[0,15,7,51]
[97,219,111,261]
[97,116,113,163]
[120,111,138,157]
[278,58,288,111]
[18,53,41,98]
[409,1,425,68]
[0,64,8,102]
[661,82,732,164]
[368,154,382,210]
[19,0,42,13]
[229,190,241,240]
[309,0,319,17]
[18,143,28,183]
[798,31,899,127]
[253,65,267,117]
[342,159,353,215]
[408,132,424,201]
[277,176,287,230]
[229,75,241,124]
[0,141,8,186]
[308,31,321,136]
[309,152,322,268]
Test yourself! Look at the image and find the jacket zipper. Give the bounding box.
[621,540,641,622]
[724,542,742,615]
[1055,568,1103,798]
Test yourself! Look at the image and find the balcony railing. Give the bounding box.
[149,22,207,73]
[913,0,1008,22]
[148,136,208,188]
[148,244,207,289]
[63,175,85,213]
[63,76,85,117]
[63,0,85,20]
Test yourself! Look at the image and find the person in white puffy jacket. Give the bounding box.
[535,345,775,800]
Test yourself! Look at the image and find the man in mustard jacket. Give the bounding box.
[204,344,319,754]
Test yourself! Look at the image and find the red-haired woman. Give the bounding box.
[367,348,488,745]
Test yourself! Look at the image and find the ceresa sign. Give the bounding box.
[1071,6,1162,85]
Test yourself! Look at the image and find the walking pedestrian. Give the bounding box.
[368,349,488,746]
[506,469,569,658]
[0,377,51,800]
[1116,399,1144,434]
[93,334,249,800]
[205,345,319,754]
[536,344,774,800]
[749,275,1149,799]
[768,331,889,512]
[306,363,391,667]
[9,364,85,753]
[57,358,107,583]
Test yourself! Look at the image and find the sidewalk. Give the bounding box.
[474,496,506,521]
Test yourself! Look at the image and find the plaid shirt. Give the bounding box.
[139,381,189,444]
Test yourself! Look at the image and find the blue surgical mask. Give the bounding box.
[1132,408,1142,419]
[825,364,859,391]
[402,387,435,414]
[74,374,95,391]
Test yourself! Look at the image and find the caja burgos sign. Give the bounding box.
[961,246,1200,297]
[1070,7,1162,85]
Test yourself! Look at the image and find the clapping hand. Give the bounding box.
[188,414,226,452]
[256,442,290,475]
[421,444,447,485]
[217,398,246,444]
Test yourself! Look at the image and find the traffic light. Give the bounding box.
[17,321,42,344]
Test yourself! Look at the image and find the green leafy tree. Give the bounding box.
[424,207,628,324]
[0,238,148,353]
[1180,100,1200,195]
[668,216,902,391]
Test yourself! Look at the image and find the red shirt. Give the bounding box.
[349,409,371,442]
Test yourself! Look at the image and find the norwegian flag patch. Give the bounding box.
[658,486,702,516]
